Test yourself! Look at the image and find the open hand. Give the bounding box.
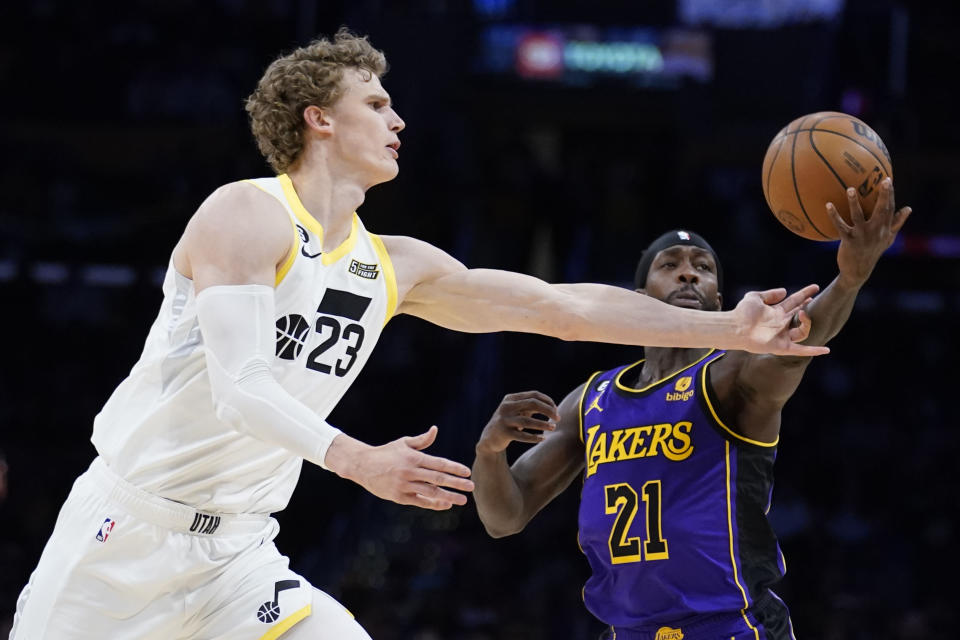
[826,177,912,287]
[733,285,828,356]
[327,427,475,510]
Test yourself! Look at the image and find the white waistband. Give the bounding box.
[87,457,271,536]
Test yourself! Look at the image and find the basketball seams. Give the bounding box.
[763,135,787,207]
[807,128,851,196]
[764,111,891,242]
[788,116,830,240]
[790,127,892,177]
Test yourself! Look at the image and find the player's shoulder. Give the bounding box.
[184,180,291,255]
[377,234,431,255]
[379,235,465,276]
[202,179,284,211]
[192,180,288,230]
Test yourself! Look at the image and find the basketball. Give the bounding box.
[761,111,893,241]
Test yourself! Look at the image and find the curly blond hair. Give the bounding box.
[245,28,388,173]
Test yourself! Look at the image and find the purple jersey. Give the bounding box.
[577,350,785,634]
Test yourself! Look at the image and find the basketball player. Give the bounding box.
[12,29,828,640]
[472,181,910,639]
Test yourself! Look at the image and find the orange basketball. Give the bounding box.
[761,111,893,241]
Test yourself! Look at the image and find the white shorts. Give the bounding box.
[11,457,355,639]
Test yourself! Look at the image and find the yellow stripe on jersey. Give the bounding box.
[277,173,323,238]
[274,239,298,286]
[321,215,359,266]
[701,354,779,447]
[613,349,716,394]
[277,173,359,266]
[257,603,312,640]
[578,371,603,443]
[369,233,398,326]
[725,441,760,640]
[243,179,299,286]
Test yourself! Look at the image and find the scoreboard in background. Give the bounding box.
[477,24,712,88]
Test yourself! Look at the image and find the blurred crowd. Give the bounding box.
[1,1,956,638]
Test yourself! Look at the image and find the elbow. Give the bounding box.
[553,319,581,343]
[211,392,245,431]
[207,357,274,434]
[209,381,252,434]
[478,507,529,538]
[545,290,586,342]
[482,520,523,539]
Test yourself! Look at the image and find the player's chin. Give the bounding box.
[368,161,399,186]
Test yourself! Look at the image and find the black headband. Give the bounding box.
[634,229,723,292]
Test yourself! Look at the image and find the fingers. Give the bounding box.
[846,186,867,226]
[891,206,912,234]
[502,430,547,444]
[826,201,853,236]
[873,177,895,222]
[407,467,475,492]
[777,285,820,314]
[778,343,830,356]
[502,391,560,421]
[404,425,438,450]
[415,450,473,478]
[405,485,469,510]
[753,288,787,305]
[500,415,557,432]
[406,495,454,511]
[787,309,812,342]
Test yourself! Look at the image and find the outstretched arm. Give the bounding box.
[717,178,911,441]
[181,183,473,510]
[472,388,586,538]
[382,235,827,357]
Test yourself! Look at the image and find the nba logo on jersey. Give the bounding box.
[655,627,683,640]
[95,518,116,542]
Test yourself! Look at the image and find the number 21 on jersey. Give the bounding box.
[604,480,668,564]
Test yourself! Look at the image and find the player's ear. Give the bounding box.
[303,106,333,136]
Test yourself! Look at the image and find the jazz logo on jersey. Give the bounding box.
[257,580,300,624]
[655,627,683,640]
[276,314,310,360]
[349,259,379,280]
[95,517,116,542]
[665,376,694,402]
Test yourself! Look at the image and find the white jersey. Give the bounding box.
[91,175,397,514]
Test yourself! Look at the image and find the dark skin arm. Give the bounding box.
[710,178,912,442]
[472,388,586,538]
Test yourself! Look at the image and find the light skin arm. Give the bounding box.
[472,388,586,538]
[712,178,911,442]
[175,182,473,510]
[381,235,827,357]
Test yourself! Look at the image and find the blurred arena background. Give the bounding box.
[0,1,957,638]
